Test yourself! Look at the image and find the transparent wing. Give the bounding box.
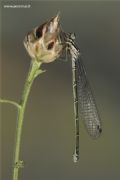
[76,57,102,138]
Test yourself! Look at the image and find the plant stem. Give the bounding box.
[0,99,20,109]
[12,60,42,180]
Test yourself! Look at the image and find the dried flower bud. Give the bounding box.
[24,14,63,63]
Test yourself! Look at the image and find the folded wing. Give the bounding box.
[76,57,102,138]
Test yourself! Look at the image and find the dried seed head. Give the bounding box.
[24,13,63,63]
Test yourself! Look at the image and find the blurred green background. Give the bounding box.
[1,1,120,180]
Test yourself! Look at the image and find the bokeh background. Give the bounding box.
[1,1,120,180]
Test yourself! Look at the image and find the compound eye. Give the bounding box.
[47,41,54,50]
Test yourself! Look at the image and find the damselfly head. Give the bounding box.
[24,13,63,63]
[60,31,80,61]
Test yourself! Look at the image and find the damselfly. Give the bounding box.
[60,31,102,162]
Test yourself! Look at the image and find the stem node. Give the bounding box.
[14,160,24,169]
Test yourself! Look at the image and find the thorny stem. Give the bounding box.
[12,60,42,180]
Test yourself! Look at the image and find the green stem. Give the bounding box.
[0,99,20,109]
[12,60,42,180]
